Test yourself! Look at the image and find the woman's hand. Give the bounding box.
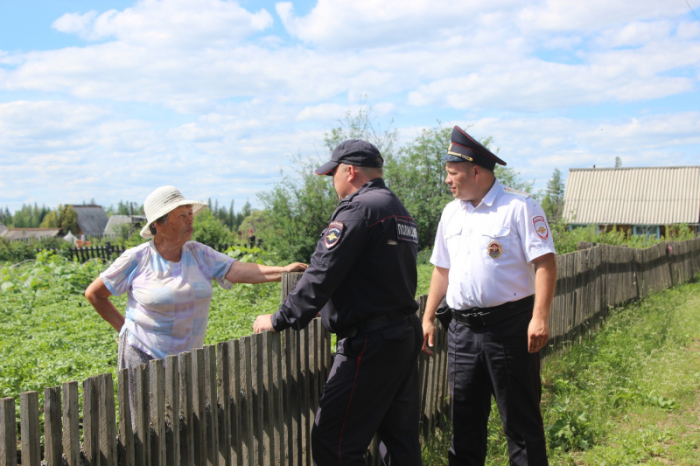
[284,262,308,273]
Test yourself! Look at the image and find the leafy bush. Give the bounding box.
[546,398,596,451]
[0,237,71,263]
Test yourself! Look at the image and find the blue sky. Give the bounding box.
[1,0,699,216]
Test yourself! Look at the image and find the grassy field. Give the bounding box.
[422,280,700,465]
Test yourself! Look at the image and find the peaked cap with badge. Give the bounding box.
[442,125,506,171]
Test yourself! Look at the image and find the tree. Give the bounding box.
[383,126,453,250]
[259,104,398,262]
[40,210,60,228]
[59,205,79,235]
[323,103,398,160]
[615,157,622,168]
[258,154,339,262]
[541,168,565,222]
[192,209,232,245]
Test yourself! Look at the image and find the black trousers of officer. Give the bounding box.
[448,308,548,466]
[312,314,423,466]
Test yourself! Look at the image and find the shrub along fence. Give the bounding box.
[1,239,699,465]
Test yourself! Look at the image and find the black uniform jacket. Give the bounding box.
[271,178,419,334]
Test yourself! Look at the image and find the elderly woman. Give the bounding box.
[85,186,306,413]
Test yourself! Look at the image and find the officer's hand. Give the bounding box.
[527,315,550,353]
[284,262,308,273]
[253,314,276,334]
[421,320,435,356]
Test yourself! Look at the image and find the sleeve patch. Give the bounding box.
[324,221,344,249]
[396,218,418,244]
[533,216,549,240]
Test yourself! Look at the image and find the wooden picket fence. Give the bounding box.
[542,238,700,358]
[2,238,700,465]
[44,244,237,263]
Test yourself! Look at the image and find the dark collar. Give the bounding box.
[342,178,386,204]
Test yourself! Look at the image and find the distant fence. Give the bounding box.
[543,238,700,357]
[1,239,699,465]
[43,243,237,262]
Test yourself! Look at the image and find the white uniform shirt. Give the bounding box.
[430,180,556,310]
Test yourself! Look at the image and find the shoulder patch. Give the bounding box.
[533,216,549,240]
[396,218,418,245]
[324,221,344,249]
[502,186,531,198]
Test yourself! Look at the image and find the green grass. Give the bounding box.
[420,279,700,465]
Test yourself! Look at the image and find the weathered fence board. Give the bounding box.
[0,398,17,466]
[20,391,40,466]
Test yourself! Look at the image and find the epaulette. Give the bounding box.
[502,186,530,198]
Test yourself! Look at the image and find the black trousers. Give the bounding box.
[448,309,548,466]
[312,314,423,466]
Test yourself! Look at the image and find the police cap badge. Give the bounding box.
[442,126,507,171]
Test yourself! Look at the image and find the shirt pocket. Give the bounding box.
[445,224,463,257]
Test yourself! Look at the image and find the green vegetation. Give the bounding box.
[551,222,695,255]
[421,280,700,465]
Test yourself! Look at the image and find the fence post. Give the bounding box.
[44,386,63,466]
[20,391,41,466]
[0,397,17,466]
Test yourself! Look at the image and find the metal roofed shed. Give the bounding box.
[71,205,109,237]
[562,166,700,238]
[104,214,147,235]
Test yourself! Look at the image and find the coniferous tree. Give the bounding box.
[541,168,565,222]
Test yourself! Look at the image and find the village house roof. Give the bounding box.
[71,205,109,236]
[562,166,700,225]
[103,215,147,235]
[0,227,61,240]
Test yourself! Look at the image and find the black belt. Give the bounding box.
[336,311,410,339]
[451,295,534,327]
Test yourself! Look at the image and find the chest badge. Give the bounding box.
[487,240,502,259]
[325,221,344,249]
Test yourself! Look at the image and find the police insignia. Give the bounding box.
[533,216,549,240]
[325,221,344,249]
[487,240,502,259]
[396,218,418,244]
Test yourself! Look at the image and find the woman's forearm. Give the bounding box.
[226,261,308,284]
[85,278,124,332]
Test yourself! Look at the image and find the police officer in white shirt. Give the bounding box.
[422,126,557,466]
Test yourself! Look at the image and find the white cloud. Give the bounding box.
[1,0,699,212]
[518,0,687,33]
[52,0,273,46]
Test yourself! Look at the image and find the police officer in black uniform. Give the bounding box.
[254,139,423,466]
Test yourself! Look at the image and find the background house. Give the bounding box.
[562,166,700,238]
[71,205,109,237]
[103,214,147,235]
[0,226,61,241]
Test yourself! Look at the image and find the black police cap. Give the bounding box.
[442,126,506,171]
[315,140,384,176]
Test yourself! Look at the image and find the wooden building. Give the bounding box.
[562,166,700,238]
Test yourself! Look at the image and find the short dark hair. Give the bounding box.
[148,212,169,236]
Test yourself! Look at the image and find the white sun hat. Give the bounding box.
[140,186,208,239]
